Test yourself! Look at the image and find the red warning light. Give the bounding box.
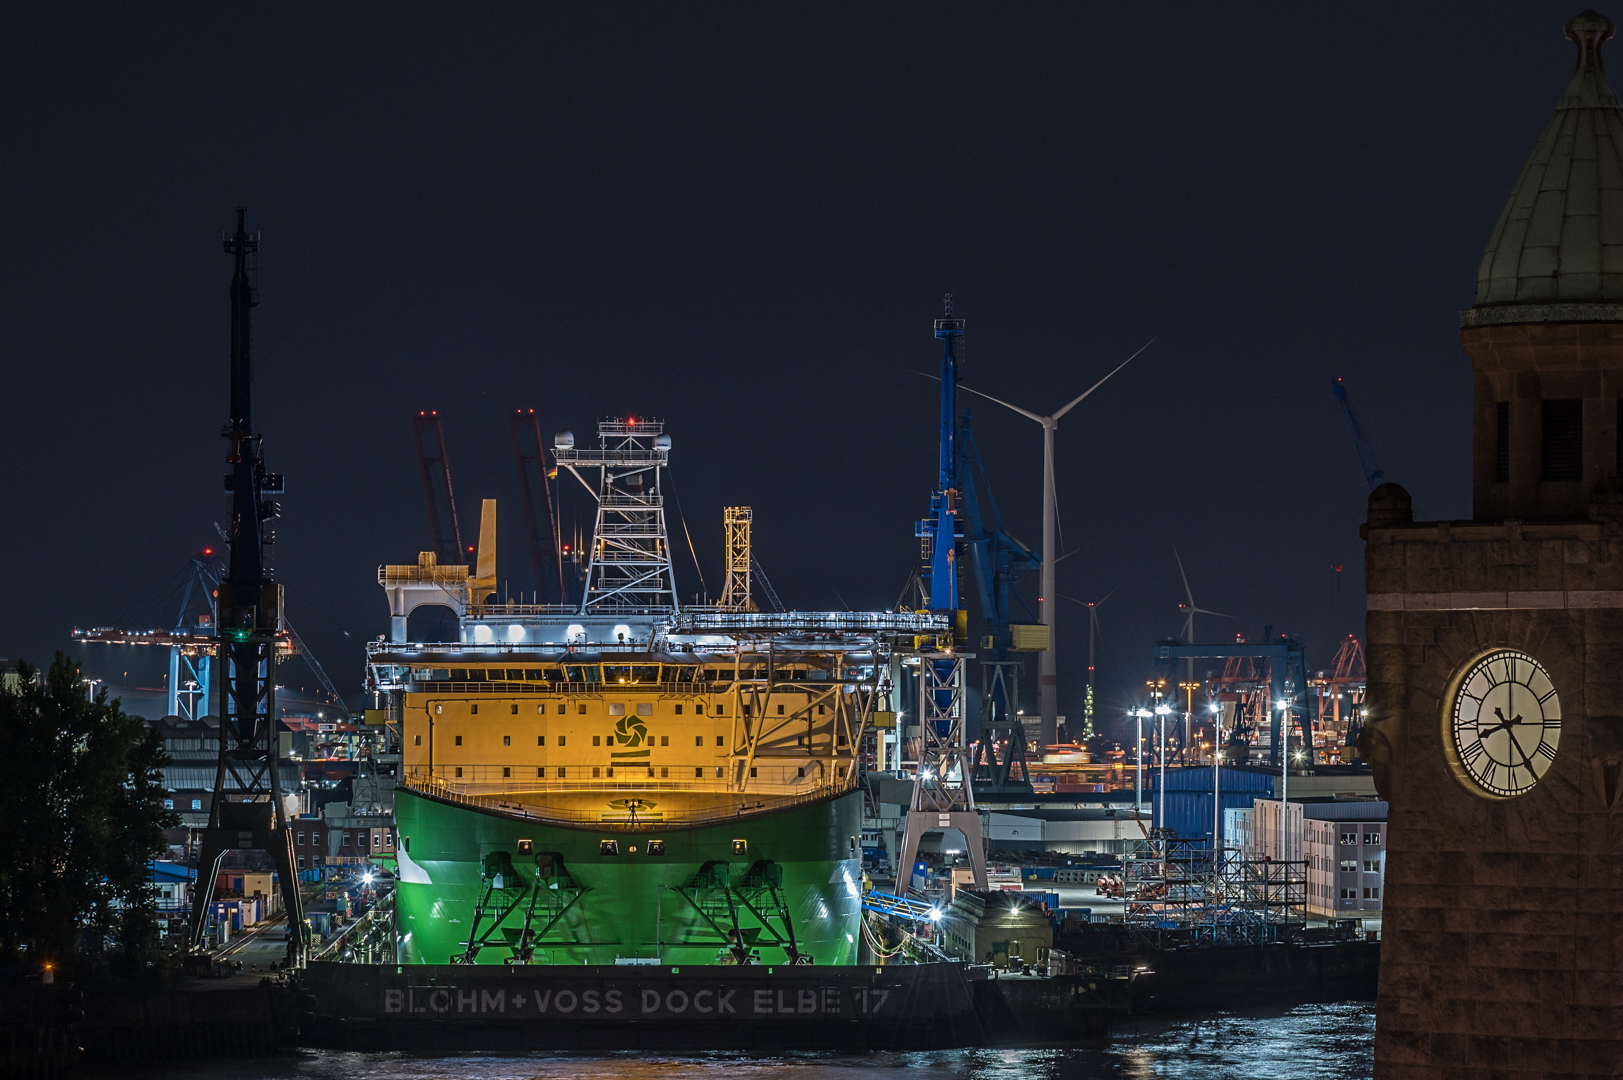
[628,418,636,426]
[204,547,213,555]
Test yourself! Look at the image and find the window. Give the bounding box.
[297,832,306,845]
[538,767,545,777]
[715,704,724,716]
[660,767,668,778]
[503,735,511,746]
[558,767,566,778]
[471,704,479,715]
[777,704,785,715]
[511,704,518,715]
[558,704,567,714]
[717,767,725,778]
[578,703,587,714]
[647,767,655,777]
[538,704,546,715]
[661,735,669,746]
[312,833,321,846]
[593,735,601,746]
[1364,886,1380,899]
[600,840,619,856]
[818,705,826,715]
[1340,859,1356,873]
[163,798,174,810]
[1364,832,1380,846]
[675,705,683,715]
[517,839,533,855]
[1542,398,1583,480]
[797,767,805,778]
[593,767,601,778]
[435,704,442,714]
[610,703,626,717]
[455,735,463,746]
[414,735,422,746]
[696,736,703,746]
[538,736,545,746]
[607,767,614,778]
[749,767,757,778]
[1364,860,1379,873]
[191,799,202,810]
[696,703,704,715]
[1341,887,1357,900]
[342,833,351,846]
[503,767,511,777]
[648,840,666,856]
[732,839,747,855]
[716,736,724,746]
[558,736,566,746]
[1340,831,1357,846]
[695,767,704,778]
[608,734,616,745]
[298,857,306,870]
[455,767,463,777]
[637,703,653,717]
[1497,401,1510,483]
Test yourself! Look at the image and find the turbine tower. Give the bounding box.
[960,341,1151,747]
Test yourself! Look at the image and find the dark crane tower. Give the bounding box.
[412,412,468,567]
[511,409,565,604]
[185,207,305,965]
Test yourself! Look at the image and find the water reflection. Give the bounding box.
[120,1001,1374,1080]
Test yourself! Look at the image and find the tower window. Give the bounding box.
[1542,399,1583,481]
[537,736,545,746]
[661,735,669,746]
[414,735,421,746]
[503,735,511,746]
[716,736,724,746]
[455,735,463,746]
[675,704,683,715]
[1497,401,1510,483]
[510,704,518,715]
[471,704,478,715]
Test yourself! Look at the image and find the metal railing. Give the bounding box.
[402,770,855,829]
[406,762,836,791]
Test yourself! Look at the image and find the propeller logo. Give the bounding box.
[615,714,647,747]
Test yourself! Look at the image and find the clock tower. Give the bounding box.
[1366,11,1623,1077]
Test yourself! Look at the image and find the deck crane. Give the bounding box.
[413,411,469,567]
[1332,378,1389,491]
[511,409,566,604]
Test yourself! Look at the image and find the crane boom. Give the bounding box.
[1332,377,1388,491]
[511,409,566,604]
[413,412,467,566]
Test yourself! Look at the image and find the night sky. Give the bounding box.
[0,3,1592,735]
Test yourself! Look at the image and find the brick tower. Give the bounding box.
[1366,11,1623,1077]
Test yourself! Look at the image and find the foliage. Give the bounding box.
[0,652,178,967]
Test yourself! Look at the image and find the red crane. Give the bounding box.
[511,408,565,604]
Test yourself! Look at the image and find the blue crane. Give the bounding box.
[1332,377,1388,491]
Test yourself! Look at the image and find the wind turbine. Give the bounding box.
[1173,548,1233,764]
[960,340,1153,748]
[1173,548,1233,644]
[1062,582,1122,741]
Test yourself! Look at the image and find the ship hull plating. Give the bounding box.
[394,786,864,966]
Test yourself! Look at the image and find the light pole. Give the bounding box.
[1276,697,1291,867]
[1133,708,1152,812]
[1211,701,1223,858]
[1155,703,1172,831]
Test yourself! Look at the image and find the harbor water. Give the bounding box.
[105,999,1375,1079]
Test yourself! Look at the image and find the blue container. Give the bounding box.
[1150,766,1277,844]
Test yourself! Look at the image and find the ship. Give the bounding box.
[367,418,947,965]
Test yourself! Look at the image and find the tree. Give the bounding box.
[0,653,178,968]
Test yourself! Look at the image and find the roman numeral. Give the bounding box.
[1535,741,1557,762]
[1503,657,1517,683]
[1461,740,1485,766]
[1538,688,1557,706]
[1481,762,1498,789]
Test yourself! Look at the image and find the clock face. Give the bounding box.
[1445,649,1561,799]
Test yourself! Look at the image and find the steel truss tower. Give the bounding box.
[895,648,987,891]
[557,418,679,615]
[185,207,305,965]
[719,506,753,611]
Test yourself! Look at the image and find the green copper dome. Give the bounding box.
[1468,10,1623,325]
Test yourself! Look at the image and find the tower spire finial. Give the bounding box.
[1566,9,1615,72]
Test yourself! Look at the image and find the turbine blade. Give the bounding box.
[1052,339,1155,421]
[1097,581,1124,607]
[1193,608,1237,619]
[960,383,1046,423]
[1174,547,1195,609]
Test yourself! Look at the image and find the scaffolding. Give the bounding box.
[1121,831,1306,948]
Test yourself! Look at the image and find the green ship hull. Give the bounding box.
[393,787,865,966]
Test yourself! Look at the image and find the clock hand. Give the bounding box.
[1504,725,1532,768]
